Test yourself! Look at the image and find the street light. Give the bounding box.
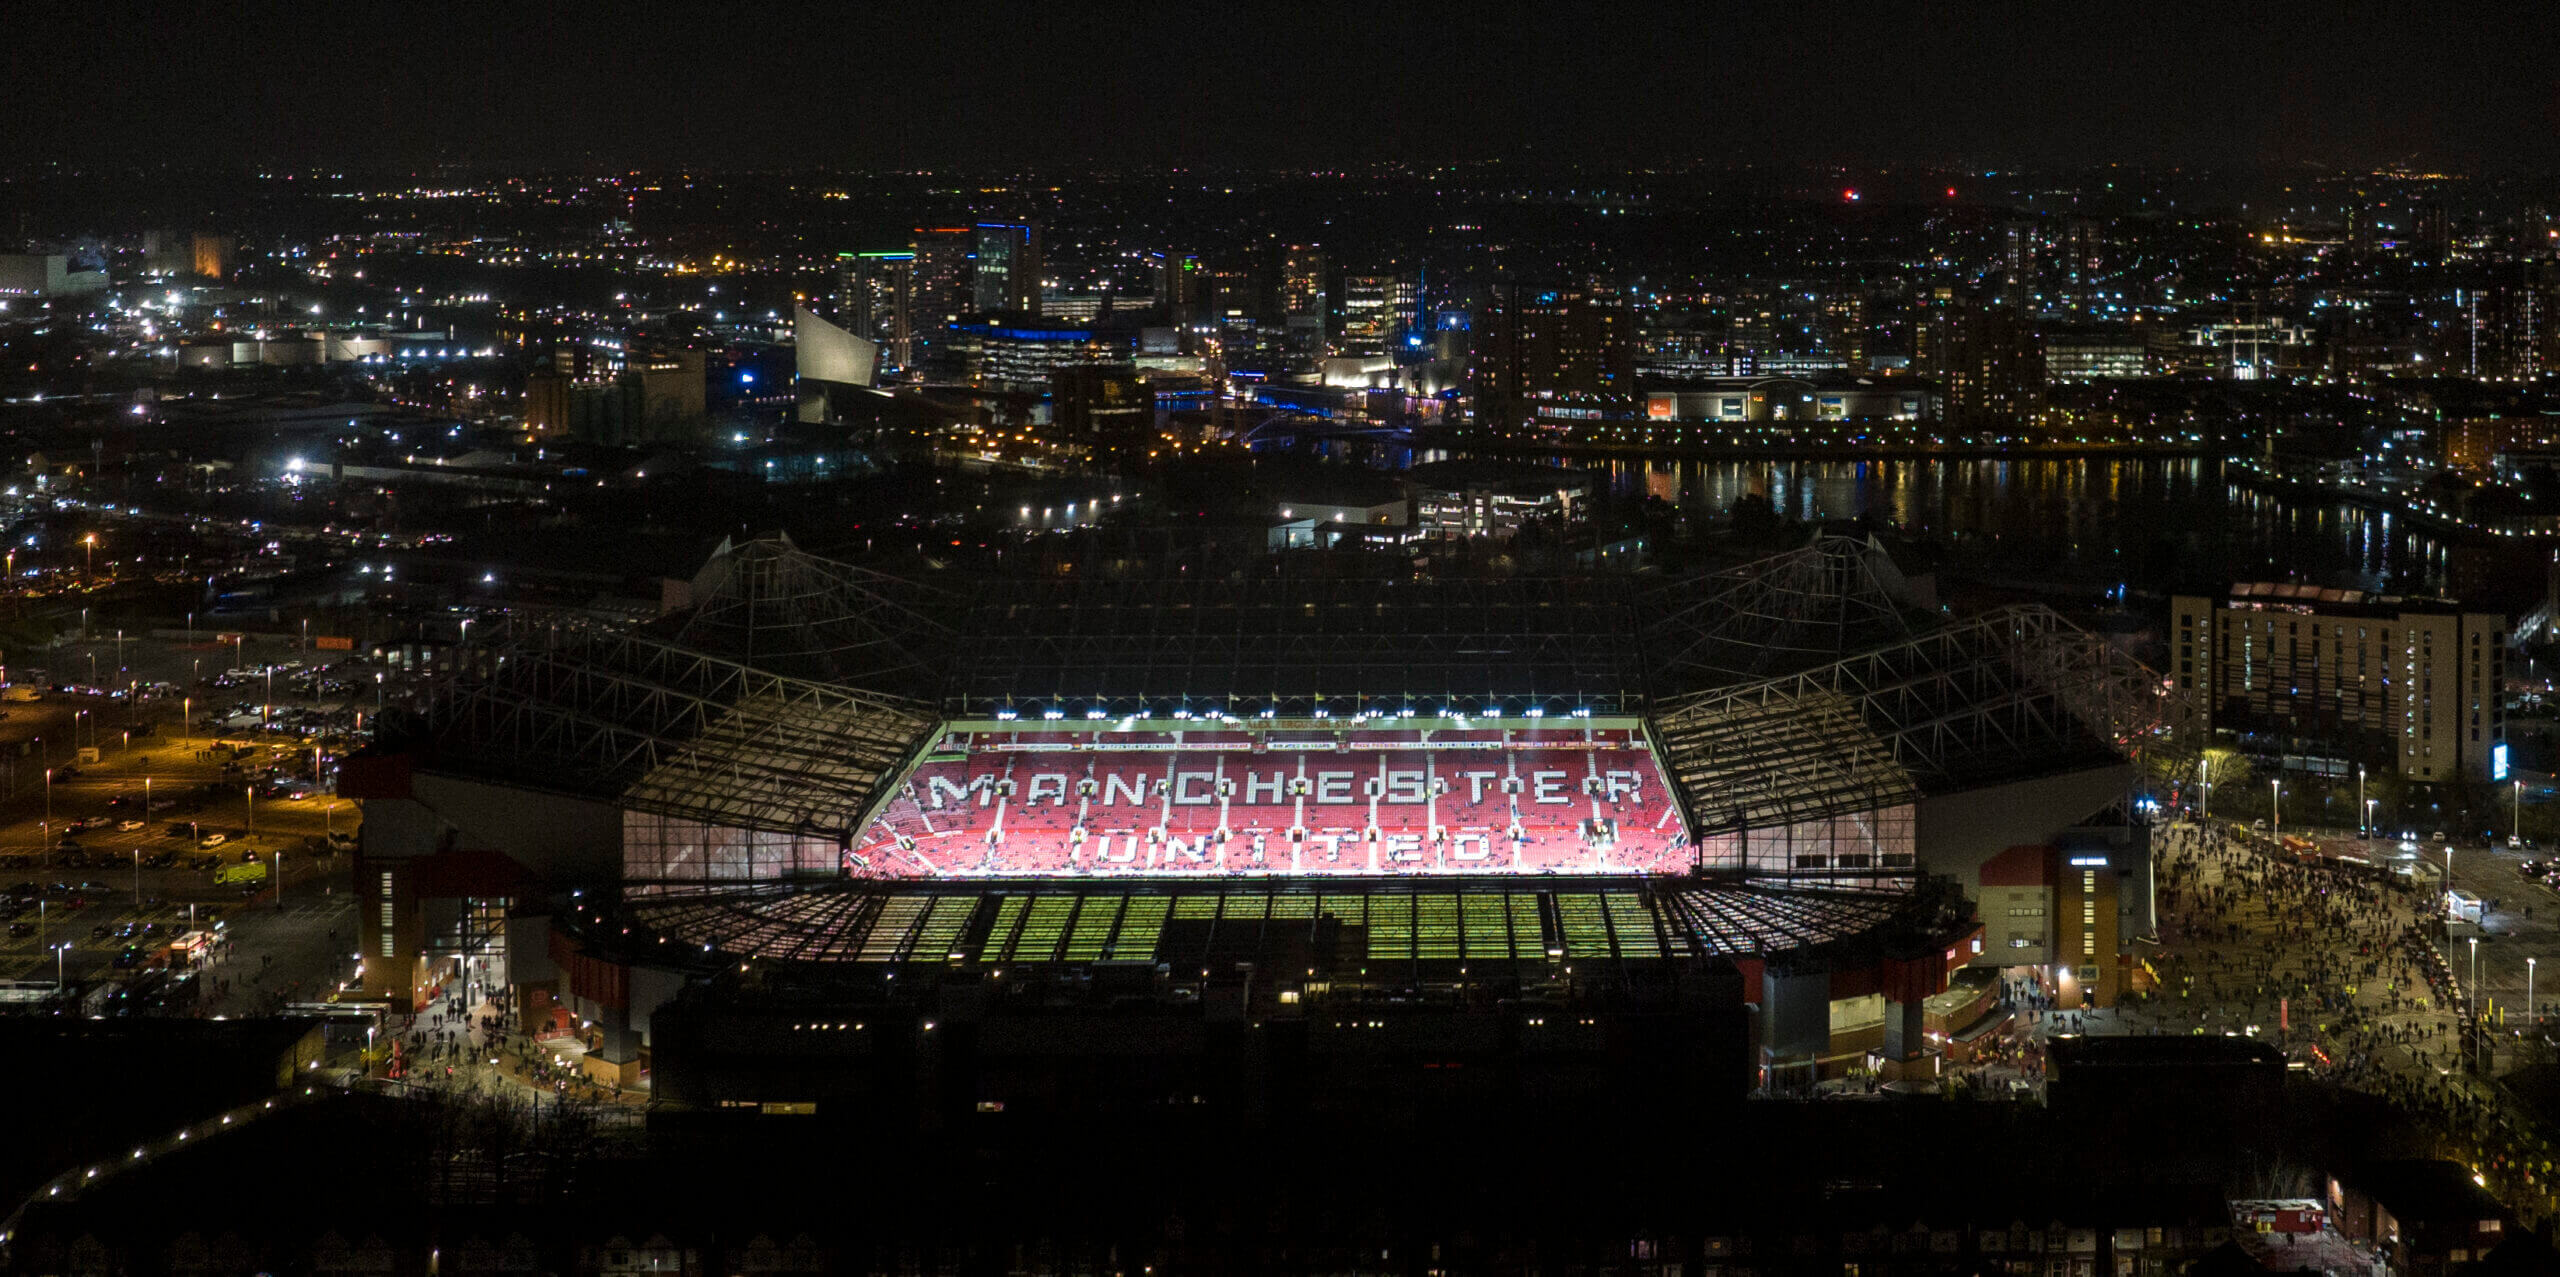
[273,850,282,912]
[2470,936,2481,1015]
[2270,778,2283,843]
[2357,764,2367,836]
[43,766,53,837]
[80,533,94,577]
[2514,780,2524,845]
[2531,956,2539,1027]
[53,941,68,989]
[131,847,140,907]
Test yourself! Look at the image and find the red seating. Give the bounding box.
[844,731,1686,877]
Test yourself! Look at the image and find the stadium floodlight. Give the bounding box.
[1571,706,1592,718]
[1525,707,1546,718]
[1257,707,1277,719]
[1398,706,1416,718]
[1085,708,1108,720]
[1312,708,1330,719]
[1173,709,1191,720]
[1042,709,1064,721]
[995,708,1019,721]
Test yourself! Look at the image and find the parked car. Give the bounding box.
[197,833,227,849]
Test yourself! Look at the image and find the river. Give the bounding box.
[1428,453,2458,597]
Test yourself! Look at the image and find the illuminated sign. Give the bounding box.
[2493,742,2511,782]
[2066,855,2110,868]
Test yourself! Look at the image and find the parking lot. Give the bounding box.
[0,635,367,998]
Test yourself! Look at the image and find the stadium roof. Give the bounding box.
[1650,606,2180,836]
[409,533,2184,854]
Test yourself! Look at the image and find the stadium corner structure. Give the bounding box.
[343,532,2188,1122]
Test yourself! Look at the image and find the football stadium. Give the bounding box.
[349,532,2180,1118]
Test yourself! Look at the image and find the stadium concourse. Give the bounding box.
[345,532,2183,1117]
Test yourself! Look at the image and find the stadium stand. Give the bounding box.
[848,729,1690,877]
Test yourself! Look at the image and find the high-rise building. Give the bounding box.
[904,226,977,377]
[2060,219,2102,314]
[972,221,1043,316]
[2170,584,2509,786]
[1338,272,1420,354]
[2413,206,2452,262]
[1469,286,1636,432]
[1814,290,1869,369]
[1930,302,2046,426]
[2460,268,2556,381]
[834,251,915,371]
[2000,222,2038,310]
[1280,244,1328,349]
[1153,252,1205,350]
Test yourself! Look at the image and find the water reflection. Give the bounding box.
[1425,452,2449,594]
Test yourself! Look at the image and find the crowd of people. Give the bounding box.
[2146,816,2560,1226]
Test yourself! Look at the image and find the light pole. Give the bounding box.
[2357,764,2367,836]
[232,634,243,671]
[273,850,282,912]
[2270,778,2282,843]
[43,766,52,838]
[2531,956,2539,1027]
[2514,780,2524,845]
[131,847,140,906]
[262,667,272,732]
[2470,936,2481,1014]
[53,941,68,989]
[245,784,254,842]
[80,533,94,578]
[2198,752,2214,819]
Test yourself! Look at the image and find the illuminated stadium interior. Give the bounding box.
[407,532,2164,969]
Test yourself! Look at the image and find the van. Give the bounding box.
[1,687,41,702]
[212,861,265,886]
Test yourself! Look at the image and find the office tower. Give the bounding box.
[1470,285,1635,431]
[1339,272,1420,353]
[972,221,1043,316]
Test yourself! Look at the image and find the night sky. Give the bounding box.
[5,1,2555,172]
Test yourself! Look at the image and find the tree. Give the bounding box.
[2194,747,2251,818]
